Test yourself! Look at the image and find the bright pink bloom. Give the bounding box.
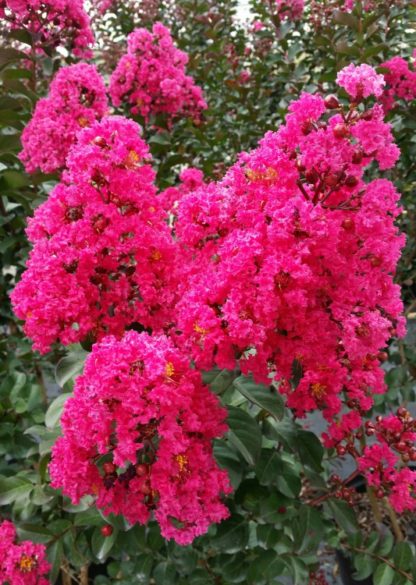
[20,63,108,174]
[0,0,94,57]
[336,63,385,100]
[381,55,416,112]
[13,116,176,353]
[49,331,231,545]
[109,22,207,122]
[173,66,404,427]
[0,520,50,585]
[275,0,304,20]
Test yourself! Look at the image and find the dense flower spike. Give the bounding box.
[49,332,231,545]
[174,63,404,425]
[381,55,416,112]
[109,22,207,123]
[275,0,304,21]
[20,63,108,174]
[0,520,50,585]
[13,116,176,353]
[0,0,94,57]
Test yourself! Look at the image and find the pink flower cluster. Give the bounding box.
[381,55,416,111]
[50,332,231,545]
[20,63,108,174]
[13,116,176,353]
[275,0,304,21]
[13,62,410,536]
[336,63,385,100]
[173,64,404,426]
[358,409,416,513]
[109,22,207,123]
[0,0,94,57]
[0,520,50,585]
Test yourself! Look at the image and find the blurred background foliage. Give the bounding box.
[0,1,416,583]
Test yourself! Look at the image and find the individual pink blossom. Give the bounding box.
[0,520,50,585]
[13,116,176,353]
[336,63,385,100]
[109,22,207,123]
[20,63,108,174]
[252,20,265,31]
[0,0,94,57]
[49,331,231,545]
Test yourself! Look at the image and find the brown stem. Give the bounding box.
[79,564,89,585]
[61,560,72,585]
[383,499,404,542]
[297,180,310,201]
[367,486,383,525]
[345,545,414,582]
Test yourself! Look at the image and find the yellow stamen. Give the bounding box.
[311,383,327,400]
[150,249,162,261]
[245,167,278,183]
[77,116,89,128]
[175,453,189,473]
[18,555,37,573]
[165,361,175,378]
[125,149,141,169]
[193,322,208,335]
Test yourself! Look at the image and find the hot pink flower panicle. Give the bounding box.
[13,116,176,353]
[49,331,231,545]
[20,63,108,174]
[174,63,404,424]
[275,0,304,21]
[109,22,207,122]
[0,0,94,57]
[0,520,50,585]
[381,55,416,112]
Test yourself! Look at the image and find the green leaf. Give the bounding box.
[226,406,262,466]
[294,430,324,472]
[0,48,27,69]
[0,475,33,505]
[255,449,280,486]
[47,540,63,584]
[290,359,303,389]
[325,499,358,534]
[153,562,177,584]
[55,347,86,389]
[45,393,71,429]
[91,526,118,560]
[373,563,394,585]
[203,367,237,395]
[17,524,52,544]
[248,550,286,585]
[394,542,413,571]
[276,459,301,498]
[213,439,245,489]
[353,553,377,580]
[292,506,324,554]
[135,554,154,583]
[234,375,284,420]
[211,515,249,554]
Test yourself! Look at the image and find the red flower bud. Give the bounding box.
[333,123,350,139]
[103,462,116,475]
[324,95,340,110]
[101,525,113,537]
